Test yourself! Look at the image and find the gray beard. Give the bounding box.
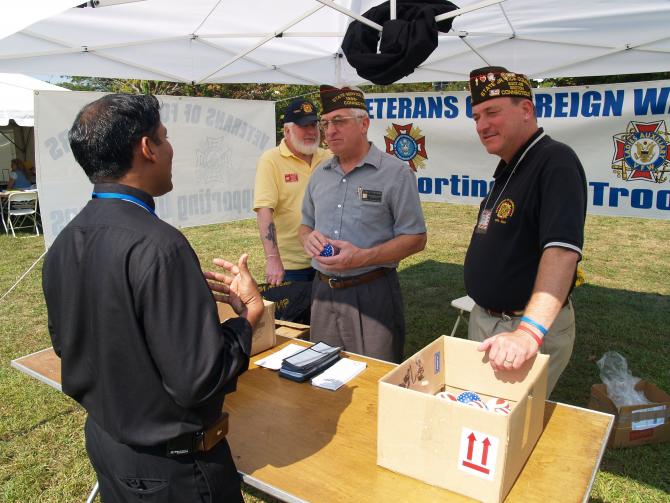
[292,140,319,156]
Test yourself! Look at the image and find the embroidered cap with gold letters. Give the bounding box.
[319,85,367,114]
[469,66,533,106]
[283,98,319,126]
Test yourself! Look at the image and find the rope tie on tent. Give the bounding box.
[341,0,459,85]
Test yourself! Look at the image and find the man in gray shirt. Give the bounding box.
[299,85,427,363]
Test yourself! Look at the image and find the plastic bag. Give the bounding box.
[596,351,650,408]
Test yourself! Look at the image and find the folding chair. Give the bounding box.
[86,482,99,503]
[449,295,475,337]
[7,190,39,237]
[0,195,8,233]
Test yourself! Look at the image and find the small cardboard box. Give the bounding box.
[377,336,549,503]
[588,381,670,448]
[217,299,276,356]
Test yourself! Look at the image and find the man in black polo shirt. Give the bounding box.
[42,93,265,502]
[464,66,587,396]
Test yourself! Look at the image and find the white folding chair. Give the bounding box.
[0,196,8,234]
[86,482,99,503]
[449,295,475,337]
[7,191,40,237]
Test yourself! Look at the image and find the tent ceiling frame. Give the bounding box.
[194,37,323,85]
[422,32,670,75]
[2,1,669,84]
[17,29,189,82]
[535,34,670,76]
[201,56,327,85]
[197,3,326,83]
[497,2,516,36]
[313,0,505,32]
[191,0,223,34]
[458,35,490,66]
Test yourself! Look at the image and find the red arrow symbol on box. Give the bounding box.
[466,432,476,461]
[481,437,491,465]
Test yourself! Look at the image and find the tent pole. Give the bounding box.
[313,0,383,32]
[0,250,47,302]
[0,130,20,152]
[198,4,325,83]
[459,35,491,66]
[435,0,505,23]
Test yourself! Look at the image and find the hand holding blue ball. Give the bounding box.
[320,243,337,257]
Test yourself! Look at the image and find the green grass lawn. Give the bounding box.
[1,202,669,502]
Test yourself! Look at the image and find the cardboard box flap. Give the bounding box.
[380,337,444,394]
[442,336,549,402]
[217,299,276,356]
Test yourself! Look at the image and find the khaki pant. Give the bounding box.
[468,301,575,397]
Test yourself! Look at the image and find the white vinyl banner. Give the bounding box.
[35,91,275,246]
[365,80,670,220]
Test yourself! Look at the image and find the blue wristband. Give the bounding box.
[520,316,548,336]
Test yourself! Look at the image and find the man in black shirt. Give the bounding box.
[42,94,264,502]
[464,67,587,396]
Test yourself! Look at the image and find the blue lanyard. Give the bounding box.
[92,192,157,217]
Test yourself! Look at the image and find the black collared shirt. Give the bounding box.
[464,129,587,311]
[43,183,252,446]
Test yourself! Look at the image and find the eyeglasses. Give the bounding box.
[318,116,359,130]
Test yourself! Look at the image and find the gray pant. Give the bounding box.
[310,269,405,363]
[468,301,575,397]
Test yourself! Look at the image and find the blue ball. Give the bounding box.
[320,243,334,257]
[457,391,481,404]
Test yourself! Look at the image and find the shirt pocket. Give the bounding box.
[353,190,391,230]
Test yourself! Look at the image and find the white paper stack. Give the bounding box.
[311,358,367,391]
[255,344,304,370]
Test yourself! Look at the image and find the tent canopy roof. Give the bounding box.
[0,73,67,127]
[0,0,669,85]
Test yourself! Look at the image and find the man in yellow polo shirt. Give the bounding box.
[253,98,331,319]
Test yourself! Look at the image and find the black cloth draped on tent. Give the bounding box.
[341,0,459,85]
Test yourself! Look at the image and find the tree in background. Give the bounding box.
[59,73,670,142]
[537,71,670,88]
[60,78,439,143]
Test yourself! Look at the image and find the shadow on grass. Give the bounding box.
[399,259,670,496]
[398,259,468,358]
[0,406,78,442]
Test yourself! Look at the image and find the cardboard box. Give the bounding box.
[217,299,276,356]
[377,336,549,503]
[588,381,670,448]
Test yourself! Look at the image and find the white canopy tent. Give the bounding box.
[0,74,67,184]
[0,0,669,85]
[0,0,87,42]
[0,73,68,127]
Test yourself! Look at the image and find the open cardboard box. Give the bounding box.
[378,336,549,503]
[588,380,670,448]
[217,299,276,356]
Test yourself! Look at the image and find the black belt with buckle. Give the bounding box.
[318,268,391,289]
[484,298,569,320]
[485,308,525,320]
[166,412,229,456]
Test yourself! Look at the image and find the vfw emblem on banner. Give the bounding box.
[196,136,233,184]
[611,120,670,183]
[384,123,428,171]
